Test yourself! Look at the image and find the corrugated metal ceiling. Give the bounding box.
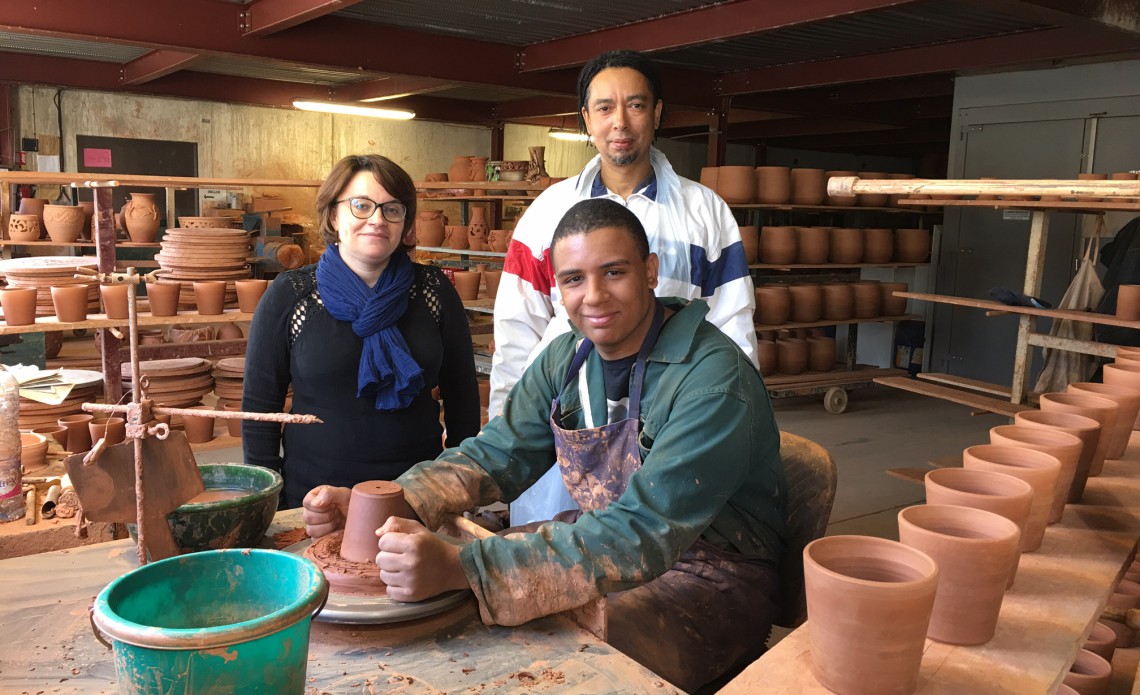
[0,31,148,63]
[336,0,729,45]
[192,55,373,86]
[431,84,560,102]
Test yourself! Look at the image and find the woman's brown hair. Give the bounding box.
[316,154,417,251]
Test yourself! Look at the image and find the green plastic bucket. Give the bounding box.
[91,548,328,695]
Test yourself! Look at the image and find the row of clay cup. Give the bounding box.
[451,268,502,301]
[183,402,244,443]
[757,336,835,376]
[801,392,1140,695]
[701,167,918,207]
[741,226,932,266]
[52,413,151,453]
[754,281,909,326]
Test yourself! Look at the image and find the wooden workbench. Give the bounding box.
[723,435,1140,695]
[0,510,675,694]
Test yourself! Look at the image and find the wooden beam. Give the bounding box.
[120,50,203,85]
[492,96,578,120]
[334,76,457,102]
[243,0,366,37]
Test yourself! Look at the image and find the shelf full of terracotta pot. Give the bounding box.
[415,180,548,200]
[0,240,161,248]
[898,198,1140,213]
[418,246,506,259]
[749,262,929,270]
[898,292,1140,329]
[0,308,255,336]
[729,202,941,214]
[754,313,919,332]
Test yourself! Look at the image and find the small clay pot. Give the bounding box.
[790,168,826,205]
[807,336,835,372]
[32,425,68,448]
[862,228,894,264]
[50,285,89,322]
[825,171,858,206]
[20,432,49,471]
[235,279,269,314]
[89,417,126,447]
[1066,382,1140,461]
[7,213,41,241]
[340,480,415,563]
[193,281,226,316]
[1014,409,1102,503]
[757,340,777,377]
[852,282,882,319]
[122,192,161,243]
[147,282,182,317]
[452,271,481,301]
[699,167,719,190]
[857,172,889,207]
[1103,362,1140,429]
[415,210,447,247]
[1040,392,1119,478]
[795,226,830,264]
[17,197,48,226]
[759,226,797,264]
[897,504,1019,645]
[0,287,38,326]
[962,444,1062,553]
[776,338,807,375]
[43,204,85,243]
[880,282,909,316]
[57,413,95,453]
[756,166,791,204]
[217,322,244,340]
[223,402,243,438]
[448,156,472,184]
[1063,648,1111,695]
[821,283,854,321]
[182,406,216,444]
[1118,285,1140,321]
[829,228,863,264]
[789,284,822,323]
[483,270,502,301]
[715,166,756,204]
[754,285,791,326]
[488,230,510,253]
[100,283,131,320]
[990,424,1082,524]
[1110,579,1140,610]
[1084,622,1118,663]
[895,228,932,263]
[738,226,759,264]
[444,225,469,250]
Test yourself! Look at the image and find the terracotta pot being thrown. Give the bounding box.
[715,166,756,204]
[1040,392,1119,477]
[990,424,1082,524]
[340,480,415,563]
[50,285,89,322]
[193,281,227,316]
[1066,382,1140,460]
[42,204,84,243]
[755,166,791,204]
[738,226,759,264]
[759,226,797,264]
[235,279,269,314]
[803,535,938,695]
[147,282,182,317]
[122,192,160,243]
[829,228,863,264]
[755,284,790,326]
[962,444,1061,553]
[1014,409,1101,503]
[790,168,826,205]
[99,283,131,320]
[897,504,1019,646]
[0,287,38,326]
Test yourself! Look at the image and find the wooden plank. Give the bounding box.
[417,181,547,191]
[0,171,321,189]
[764,366,904,388]
[916,372,1012,398]
[0,309,254,335]
[874,375,1033,416]
[0,240,161,248]
[830,176,1140,200]
[419,246,507,259]
[900,198,1140,213]
[899,292,1140,329]
[886,467,930,485]
[755,314,919,331]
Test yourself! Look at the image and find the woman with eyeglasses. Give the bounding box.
[242,154,481,508]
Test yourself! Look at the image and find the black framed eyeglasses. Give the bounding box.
[336,197,407,223]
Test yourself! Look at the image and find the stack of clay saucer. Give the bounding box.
[154,228,253,310]
[122,357,215,409]
[17,369,104,430]
[177,216,241,230]
[212,357,245,406]
[0,256,100,317]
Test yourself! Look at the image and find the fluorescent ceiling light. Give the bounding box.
[292,99,415,120]
[549,128,590,142]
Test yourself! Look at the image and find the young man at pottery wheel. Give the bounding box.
[303,199,787,692]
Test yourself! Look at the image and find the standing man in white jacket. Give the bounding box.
[490,50,759,525]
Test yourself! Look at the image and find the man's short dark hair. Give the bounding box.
[576,50,664,132]
[552,199,650,264]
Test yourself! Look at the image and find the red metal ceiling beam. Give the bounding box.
[718,25,1140,94]
[242,0,366,37]
[518,0,919,72]
[334,76,457,102]
[955,0,1140,37]
[120,50,204,85]
[492,96,578,120]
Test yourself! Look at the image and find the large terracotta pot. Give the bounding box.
[1040,392,1119,477]
[790,168,826,205]
[789,283,822,323]
[1103,361,1140,429]
[757,339,777,377]
[223,402,243,438]
[43,204,85,243]
[716,166,756,204]
[796,226,830,264]
[804,535,938,695]
[755,284,791,326]
[862,228,894,263]
[897,504,1019,645]
[895,229,932,263]
[738,226,759,264]
[756,166,791,204]
[825,171,857,206]
[851,282,882,319]
[989,424,1082,524]
[759,226,797,264]
[122,192,160,243]
[467,210,489,252]
[0,287,38,326]
[146,282,182,317]
[50,285,89,322]
[1063,648,1111,695]
[857,172,889,207]
[881,282,909,316]
[1014,409,1101,503]
[829,228,863,264]
[807,336,835,372]
[340,481,415,564]
[962,444,1061,553]
[776,338,807,375]
[821,283,853,321]
[416,210,447,247]
[1066,382,1140,460]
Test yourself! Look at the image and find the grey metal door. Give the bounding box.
[933,118,1085,385]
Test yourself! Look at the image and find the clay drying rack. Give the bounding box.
[61,179,322,566]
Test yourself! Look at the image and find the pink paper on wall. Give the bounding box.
[83,148,112,168]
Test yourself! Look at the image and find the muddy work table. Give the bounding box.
[0,510,675,694]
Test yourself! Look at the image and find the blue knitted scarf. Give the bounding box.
[316,244,424,410]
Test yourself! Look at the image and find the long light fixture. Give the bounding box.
[292,99,415,120]
[549,127,590,142]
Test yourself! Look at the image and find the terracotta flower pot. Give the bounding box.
[989,425,1082,524]
[1110,579,1140,610]
[755,285,790,326]
[58,413,95,453]
[0,287,38,326]
[807,336,835,372]
[1103,362,1140,429]
[1063,648,1112,695]
[448,156,473,184]
[852,281,882,319]
[739,226,759,264]
[962,444,1061,553]
[1040,392,1119,477]
[20,432,49,471]
[895,229,933,263]
[444,225,469,251]
[339,480,415,563]
[821,283,854,321]
[897,504,1019,645]
[759,226,797,264]
[1102,618,1136,649]
[757,340,777,377]
[776,338,807,375]
[829,228,863,264]
[452,270,481,301]
[50,285,89,322]
[469,157,489,181]
[716,166,756,204]
[1084,621,1118,663]
[825,171,858,206]
[193,280,226,315]
[1118,285,1140,321]
[1066,382,1140,460]
[235,279,269,314]
[1014,409,1102,503]
[789,283,823,323]
[862,228,894,263]
[790,168,826,205]
[880,282,909,316]
[100,283,131,320]
[483,270,502,301]
[122,192,160,243]
[796,226,830,264]
[857,172,889,207]
[17,197,48,226]
[756,166,791,204]
[488,229,510,253]
[804,535,938,695]
[7,213,41,241]
[182,405,216,444]
[415,210,447,247]
[223,402,243,438]
[32,425,68,448]
[147,282,182,317]
[89,417,126,447]
[699,167,719,190]
[43,204,85,243]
